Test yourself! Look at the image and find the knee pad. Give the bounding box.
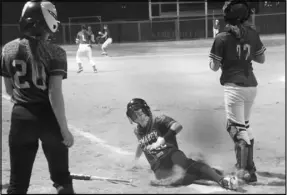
[226,119,251,145]
[245,121,254,140]
[235,139,249,169]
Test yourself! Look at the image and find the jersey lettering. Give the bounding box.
[236,43,251,60]
[12,59,47,90]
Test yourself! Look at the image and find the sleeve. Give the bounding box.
[209,36,224,62]
[158,115,177,130]
[50,45,68,79]
[0,48,11,78]
[254,32,266,56]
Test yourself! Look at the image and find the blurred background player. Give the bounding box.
[213,19,220,38]
[126,98,238,190]
[209,0,266,183]
[87,25,96,44]
[1,1,75,194]
[75,24,97,73]
[99,24,112,56]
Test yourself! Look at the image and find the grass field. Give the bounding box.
[1,35,285,194]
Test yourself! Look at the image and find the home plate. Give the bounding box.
[188,184,228,193]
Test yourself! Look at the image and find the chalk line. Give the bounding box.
[1,94,132,156]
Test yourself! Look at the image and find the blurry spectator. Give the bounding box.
[213,19,220,38]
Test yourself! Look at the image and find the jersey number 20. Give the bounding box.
[236,44,251,60]
[12,60,47,90]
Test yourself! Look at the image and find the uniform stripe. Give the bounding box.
[50,69,67,73]
[245,121,250,129]
[255,46,266,56]
[209,53,222,61]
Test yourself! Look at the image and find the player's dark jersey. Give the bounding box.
[134,115,179,171]
[1,36,67,105]
[87,30,95,44]
[76,30,92,44]
[209,26,266,87]
[103,28,111,40]
[213,22,220,30]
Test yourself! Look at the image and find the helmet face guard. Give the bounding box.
[126,98,151,123]
[19,1,60,37]
[126,104,143,123]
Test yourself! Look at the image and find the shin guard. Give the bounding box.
[246,139,256,173]
[235,139,249,170]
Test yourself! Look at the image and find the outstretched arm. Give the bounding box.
[135,144,143,160]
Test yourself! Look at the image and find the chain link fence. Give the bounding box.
[1,13,285,45]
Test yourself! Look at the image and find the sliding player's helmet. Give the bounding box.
[126,98,151,122]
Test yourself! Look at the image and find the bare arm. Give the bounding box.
[135,144,143,160]
[209,58,222,72]
[3,77,13,97]
[48,75,69,132]
[252,53,265,64]
[170,122,183,134]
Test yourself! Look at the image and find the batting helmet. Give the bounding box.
[126,98,151,122]
[222,0,251,25]
[19,0,60,37]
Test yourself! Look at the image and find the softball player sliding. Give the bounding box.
[75,24,97,73]
[209,0,266,183]
[126,98,238,190]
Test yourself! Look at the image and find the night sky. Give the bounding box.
[2,1,284,24]
[2,1,150,24]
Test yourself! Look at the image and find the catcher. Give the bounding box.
[126,98,238,190]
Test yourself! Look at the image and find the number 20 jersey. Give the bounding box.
[1,37,68,104]
[209,26,266,87]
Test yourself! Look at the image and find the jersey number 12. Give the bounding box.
[236,44,251,60]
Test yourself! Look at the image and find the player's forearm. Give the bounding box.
[209,59,221,71]
[49,89,69,132]
[135,144,143,160]
[3,77,13,97]
[170,122,183,134]
[252,53,265,64]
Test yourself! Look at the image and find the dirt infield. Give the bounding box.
[1,35,285,194]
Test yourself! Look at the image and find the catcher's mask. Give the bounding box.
[126,98,151,123]
[222,0,251,25]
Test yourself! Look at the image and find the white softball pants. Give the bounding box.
[101,38,113,50]
[224,83,257,142]
[76,44,95,66]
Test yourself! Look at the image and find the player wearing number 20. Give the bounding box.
[1,1,75,194]
[209,0,266,183]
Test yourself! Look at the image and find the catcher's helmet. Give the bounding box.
[19,1,60,37]
[222,0,251,25]
[126,98,151,122]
